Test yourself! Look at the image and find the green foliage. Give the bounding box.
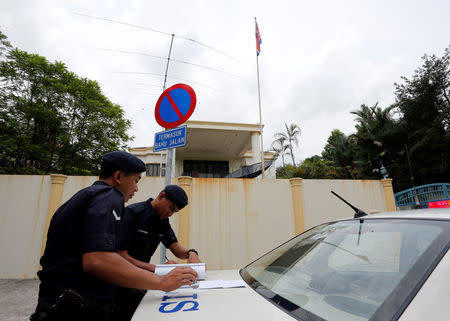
[321,129,357,178]
[295,156,340,179]
[349,103,396,179]
[0,31,132,175]
[276,156,341,179]
[276,164,297,178]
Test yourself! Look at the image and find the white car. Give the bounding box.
[132,208,450,321]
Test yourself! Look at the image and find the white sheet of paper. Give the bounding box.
[198,279,246,289]
[154,263,206,280]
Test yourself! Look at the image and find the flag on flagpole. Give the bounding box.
[255,21,262,56]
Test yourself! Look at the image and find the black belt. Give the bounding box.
[32,290,114,321]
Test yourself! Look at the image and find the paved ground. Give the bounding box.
[0,279,39,321]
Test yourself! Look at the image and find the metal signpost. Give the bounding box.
[154,83,196,262]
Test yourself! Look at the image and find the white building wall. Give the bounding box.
[251,132,260,164]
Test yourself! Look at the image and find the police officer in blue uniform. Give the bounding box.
[30,152,198,321]
[114,185,202,321]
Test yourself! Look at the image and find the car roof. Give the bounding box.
[340,208,450,221]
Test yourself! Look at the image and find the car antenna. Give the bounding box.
[331,191,368,218]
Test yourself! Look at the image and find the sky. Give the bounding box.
[1,0,449,165]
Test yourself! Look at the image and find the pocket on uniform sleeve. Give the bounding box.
[81,233,117,253]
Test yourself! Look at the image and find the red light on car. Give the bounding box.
[428,200,450,208]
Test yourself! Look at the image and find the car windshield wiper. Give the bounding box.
[331,191,368,218]
[321,241,371,263]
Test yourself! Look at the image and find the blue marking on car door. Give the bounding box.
[159,292,199,313]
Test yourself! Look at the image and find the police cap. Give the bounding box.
[101,151,146,173]
[164,185,188,210]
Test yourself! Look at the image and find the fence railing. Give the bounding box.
[394,183,450,207]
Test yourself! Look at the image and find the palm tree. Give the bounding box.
[271,136,289,167]
[350,103,395,177]
[274,123,301,166]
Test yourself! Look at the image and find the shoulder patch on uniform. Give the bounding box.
[112,209,121,221]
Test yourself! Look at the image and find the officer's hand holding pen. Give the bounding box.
[160,266,198,292]
[164,255,178,265]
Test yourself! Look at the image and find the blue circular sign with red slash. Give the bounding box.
[155,83,196,129]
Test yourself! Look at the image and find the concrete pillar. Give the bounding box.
[290,178,305,235]
[381,178,396,212]
[41,174,67,257]
[251,132,260,164]
[177,176,193,257]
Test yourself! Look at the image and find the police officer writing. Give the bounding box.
[114,185,202,321]
[30,151,198,321]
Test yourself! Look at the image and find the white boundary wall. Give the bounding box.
[188,178,295,270]
[302,179,386,229]
[0,175,51,278]
[0,175,389,277]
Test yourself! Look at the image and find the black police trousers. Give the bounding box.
[30,297,114,321]
[113,287,146,321]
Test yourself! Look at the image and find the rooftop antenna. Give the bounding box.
[331,191,368,218]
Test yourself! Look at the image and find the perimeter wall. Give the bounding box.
[0,175,395,278]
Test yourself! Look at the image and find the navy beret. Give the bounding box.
[101,151,146,173]
[164,185,188,210]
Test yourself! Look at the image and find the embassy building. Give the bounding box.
[130,120,276,179]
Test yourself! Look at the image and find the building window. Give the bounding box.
[183,160,229,178]
[146,163,165,177]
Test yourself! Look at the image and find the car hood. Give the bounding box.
[131,269,296,321]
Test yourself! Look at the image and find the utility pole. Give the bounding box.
[405,144,419,205]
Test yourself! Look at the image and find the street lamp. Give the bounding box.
[380,164,388,179]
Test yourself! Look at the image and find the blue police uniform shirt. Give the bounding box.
[121,199,178,263]
[38,181,125,303]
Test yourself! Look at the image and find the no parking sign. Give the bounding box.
[155,83,196,129]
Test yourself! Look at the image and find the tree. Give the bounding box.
[350,103,395,179]
[270,136,289,167]
[275,163,297,178]
[274,123,301,166]
[0,32,132,175]
[295,155,339,179]
[0,30,11,59]
[392,46,450,189]
[322,129,356,178]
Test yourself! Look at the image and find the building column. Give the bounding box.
[290,178,305,235]
[381,178,396,212]
[41,174,67,257]
[177,176,193,257]
[251,132,260,164]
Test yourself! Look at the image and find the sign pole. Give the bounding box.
[255,18,265,179]
[160,34,175,263]
[160,149,174,263]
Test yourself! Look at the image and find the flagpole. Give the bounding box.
[255,18,265,179]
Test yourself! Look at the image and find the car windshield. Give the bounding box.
[240,218,450,321]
